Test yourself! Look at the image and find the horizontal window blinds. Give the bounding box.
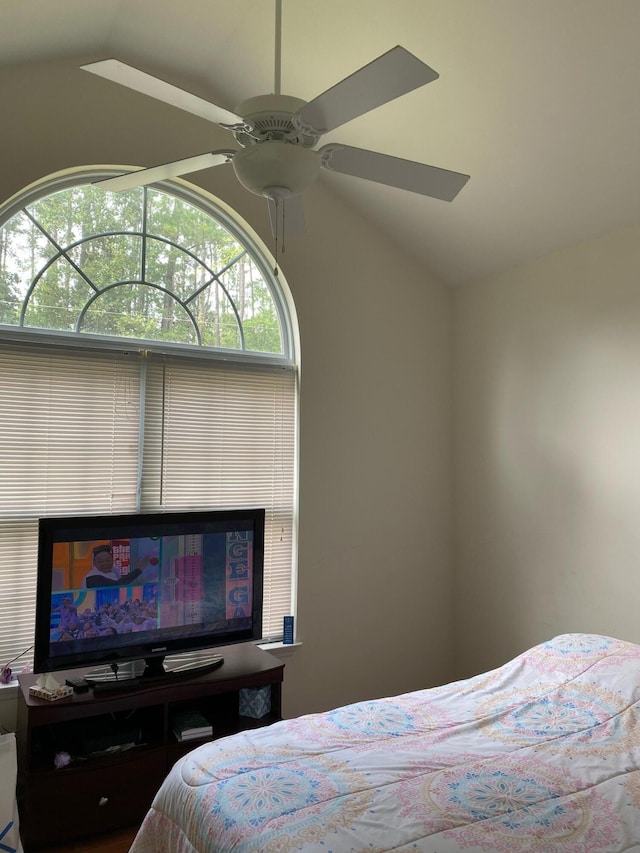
[0,342,296,670]
[141,355,296,640]
[0,343,140,671]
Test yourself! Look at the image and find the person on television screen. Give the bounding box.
[83,544,150,589]
[59,597,81,634]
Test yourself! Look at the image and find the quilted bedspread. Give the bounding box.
[129,633,640,852]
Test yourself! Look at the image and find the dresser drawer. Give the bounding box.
[22,749,165,848]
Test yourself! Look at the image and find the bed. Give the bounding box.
[129,633,640,852]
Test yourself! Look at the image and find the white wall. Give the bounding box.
[284,188,455,715]
[453,223,640,677]
[0,57,455,723]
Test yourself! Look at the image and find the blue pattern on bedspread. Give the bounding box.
[129,633,640,852]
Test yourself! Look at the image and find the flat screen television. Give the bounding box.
[33,508,265,684]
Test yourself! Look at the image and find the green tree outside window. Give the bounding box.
[0,181,283,355]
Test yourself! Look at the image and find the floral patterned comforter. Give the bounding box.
[130,633,640,852]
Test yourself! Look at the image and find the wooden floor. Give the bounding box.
[41,826,139,853]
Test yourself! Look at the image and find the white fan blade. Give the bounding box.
[267,194,306,238]
[292,46,438,136]
[319,143,469,201]
[81,59,250,131]
[95,150,236,192]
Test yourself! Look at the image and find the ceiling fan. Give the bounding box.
[81,0,469,239]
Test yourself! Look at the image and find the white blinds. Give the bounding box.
[0,342,296,671]
[140,355,297,639]
[0,344,141,671]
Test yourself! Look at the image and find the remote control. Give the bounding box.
[65,677,91,693]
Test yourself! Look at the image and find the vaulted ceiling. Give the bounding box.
[1,0,640,285]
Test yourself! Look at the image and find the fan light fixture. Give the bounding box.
[232,142,320,199]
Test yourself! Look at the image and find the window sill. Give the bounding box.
[258,641,301,658]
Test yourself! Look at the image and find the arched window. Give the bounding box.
[0,170,298,671]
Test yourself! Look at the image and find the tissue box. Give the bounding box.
[29,684,72,702]
[239,686,271,719]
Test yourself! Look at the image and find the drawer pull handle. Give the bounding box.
[99,797,109,807]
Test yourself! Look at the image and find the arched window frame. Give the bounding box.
[0,166,297,364]
[0,168,299,673]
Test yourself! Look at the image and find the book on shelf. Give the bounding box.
[174,728,212,742]
[171,708,213,741]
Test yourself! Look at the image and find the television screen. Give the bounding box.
[33,508,265,679]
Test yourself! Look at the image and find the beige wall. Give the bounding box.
[453,223,640,677]
[0,57,455,723]
[285,189,455,715]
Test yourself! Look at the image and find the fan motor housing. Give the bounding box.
[233,94,319,148]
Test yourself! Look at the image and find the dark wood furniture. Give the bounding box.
[16,644,284,851]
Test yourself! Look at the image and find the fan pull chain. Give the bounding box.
[272,196,286,277]
[281,199,286,255]
[273,197,280,276]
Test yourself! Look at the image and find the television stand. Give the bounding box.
[16,643,284,851]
